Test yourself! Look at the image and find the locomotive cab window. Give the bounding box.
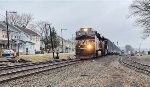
[76,31,85,36]
[76,39,95,45]
[87,31,95,36]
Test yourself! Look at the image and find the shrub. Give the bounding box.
[35,51,41,54]
[35,50,45,54]
[41,50,44,54]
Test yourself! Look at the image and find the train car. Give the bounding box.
[75,28,121,59]
[107,39,121,55]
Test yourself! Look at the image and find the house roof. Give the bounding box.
[15,25,40,36]
[0,23,6,30]
[0,21,40,36]
[0,21,21,32]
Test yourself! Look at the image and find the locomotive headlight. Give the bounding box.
[83,28,88,32]
[87,44,92,49]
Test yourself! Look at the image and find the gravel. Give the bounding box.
[133,55,150,65]
[0,55,150,87]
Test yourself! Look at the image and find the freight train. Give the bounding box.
[75,28,121,59]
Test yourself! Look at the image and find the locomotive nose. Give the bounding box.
[87,44,92,49]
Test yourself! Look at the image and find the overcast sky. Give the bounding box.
[0,0,150,49]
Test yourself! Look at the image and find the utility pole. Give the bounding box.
[5,11,17,49]
[112,42,114,53]
[17,33,22,57]
[18,43,20,56]
[61,29,67,53]
[48,24,54,58]
[6,11,9,49]
[139,43,141,53]
[72,34,75,53]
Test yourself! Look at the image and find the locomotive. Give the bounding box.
[75,28,120,59]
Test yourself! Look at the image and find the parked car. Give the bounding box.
[1,49,16,58]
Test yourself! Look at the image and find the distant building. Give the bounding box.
[40,36,75,53]
[40,36,45,50]
[142,51,149,55]
[57,36,75,53]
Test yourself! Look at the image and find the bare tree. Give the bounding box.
[129,0,150,39]
[28,23,38,32]
[36,21,51,51]
[8,13,18,25]
[36,21,49,38]
[8,13,33,28]
[36,21,60,51]
[125,45,134,53]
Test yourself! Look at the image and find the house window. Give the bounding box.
[36,37,38,41]
[3,35,5,38]
[2,31,4,34]
[5,35,7,38]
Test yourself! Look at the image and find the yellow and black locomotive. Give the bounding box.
[75,28,120,59]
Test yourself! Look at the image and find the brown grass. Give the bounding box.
[19,53,75,62]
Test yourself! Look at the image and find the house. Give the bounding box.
[0,23,8,48]
[40,36,46,50]
[0,21,40,55]
[0,22,20,49]
[15,25,40,54]
[57,36,75,53]
[40,36,75,53]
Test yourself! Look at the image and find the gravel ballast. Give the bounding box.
[134,55,150,65]
[0,55,150,87]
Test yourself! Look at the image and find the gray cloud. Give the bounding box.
[0,0,149,49]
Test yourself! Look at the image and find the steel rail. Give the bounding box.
[0,58,80,84]
[0,59,71,71]
[119,56,150,76]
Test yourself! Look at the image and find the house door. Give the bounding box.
[26,48,28,55]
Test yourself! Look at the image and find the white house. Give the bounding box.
[40,36,75,53]
[15,25,40,54]
[57,36,75,53]
[0,21,40,55]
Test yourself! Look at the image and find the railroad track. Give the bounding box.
[119,56,150,76]
[0,58,80,83]
[0,61,50,70]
